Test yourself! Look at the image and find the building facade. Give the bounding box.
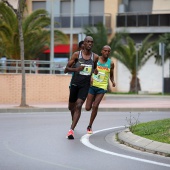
[26,0,170,93]
[116,0,170,93]
[26,0,118,42]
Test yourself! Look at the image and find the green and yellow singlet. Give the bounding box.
[92,58,111,90]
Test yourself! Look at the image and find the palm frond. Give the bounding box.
[23,9,50,33]
[0,2,17,28]
[0,4,68,60]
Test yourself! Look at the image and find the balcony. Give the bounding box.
[53,13,111,34]
[116,13,170,33]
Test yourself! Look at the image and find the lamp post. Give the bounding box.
[159,43,165,95]
[50,0,54,74]
[135,43,142,93]
[69,0,73,58]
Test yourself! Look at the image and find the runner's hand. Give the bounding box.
[90,77,93,86]
[112,81,116,87]
[76,65,85,72]
[94,69,98,75]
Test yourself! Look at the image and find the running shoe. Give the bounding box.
[87,126,93,134]
[66,129,74,139]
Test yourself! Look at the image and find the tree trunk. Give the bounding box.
[2,0,28,106]
[129,75,141,93]
[17,10,28,107]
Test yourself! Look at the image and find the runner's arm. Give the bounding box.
[93,54,99,75]
[110,61,116,87]
[64,52,84,73]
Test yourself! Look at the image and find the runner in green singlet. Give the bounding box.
[85,45,116,134]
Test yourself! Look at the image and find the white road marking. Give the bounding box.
[80,126,170,168]
[4,141,83,170]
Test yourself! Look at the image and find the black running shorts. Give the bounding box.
[69,84,90,103]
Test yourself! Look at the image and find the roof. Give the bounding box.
[44,44,78,54]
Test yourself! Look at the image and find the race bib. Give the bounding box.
[93,72,105,82]
[79,64,92,75]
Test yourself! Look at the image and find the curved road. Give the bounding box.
[0,111,170,170]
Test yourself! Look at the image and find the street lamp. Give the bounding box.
[135,43,142,93]
[159,43,165,95]
[69,0,73,58]
[50,0,54,74]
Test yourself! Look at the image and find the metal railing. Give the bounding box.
[0,60,67,74]
[117,13,170,27]
[54,13,111,28]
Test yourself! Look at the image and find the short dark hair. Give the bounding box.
[79,41,84,48]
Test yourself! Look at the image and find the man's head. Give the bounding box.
[78,41,84,50]
[83,36,94,51]
[101,45,111,59]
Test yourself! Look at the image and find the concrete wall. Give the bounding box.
[0,74,71,104]
[105,0,121,38]
[152,0,170,13]
[116,56,170,93]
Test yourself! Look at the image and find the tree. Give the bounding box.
[152,33,170,78]
[1,0,28,107]
[83,23,124,55]
[83,23,128,92]
[113,35,154,92]
[0,2,68,59]
[153,33,170,64]
[0,0,68,107]
[83,23,127,92]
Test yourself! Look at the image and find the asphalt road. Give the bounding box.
[0,111,170,170]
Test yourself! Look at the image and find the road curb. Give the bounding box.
[0,107,170,113]
[118,128,170,157]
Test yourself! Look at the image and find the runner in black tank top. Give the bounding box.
[64,36,98,139]
[71,50,94,86]
[66,41,84,126]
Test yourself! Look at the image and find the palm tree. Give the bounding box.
[113,35,154,92]
[0,1,68,107]
[83,23,127,92]
[153,33,170,65]
[83,23,124,55]
[1,0,28,107]
[0,2,68,60]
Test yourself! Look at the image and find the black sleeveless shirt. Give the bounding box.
[71,50,94,86]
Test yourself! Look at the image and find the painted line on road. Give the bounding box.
[4,141,83,170]
[80,126,170,168]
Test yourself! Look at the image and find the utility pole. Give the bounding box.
[69,0,73,58]
[159,43,165,95]
[50,0,54,74]
[135,43,142,93]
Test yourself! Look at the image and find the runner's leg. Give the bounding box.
[88,93,105,127]
[85,93,95,111]
[68,102,75,121]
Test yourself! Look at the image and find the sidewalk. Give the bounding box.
[0,94,170,113]
[0,94,170,157]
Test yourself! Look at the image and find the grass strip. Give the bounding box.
[132,118,170,144]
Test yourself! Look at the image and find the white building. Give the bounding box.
[26,0,170,93]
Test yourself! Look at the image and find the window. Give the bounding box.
[60,0,75,27]
[160,14,170,26]
[138,15,148,26]
[149,14,159,26]
[32,1,46,11]
[128,0,152,13]
[127,15,137,27]
[90,0,104,15]
[89,0,104,26]
[61,0,74,16]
